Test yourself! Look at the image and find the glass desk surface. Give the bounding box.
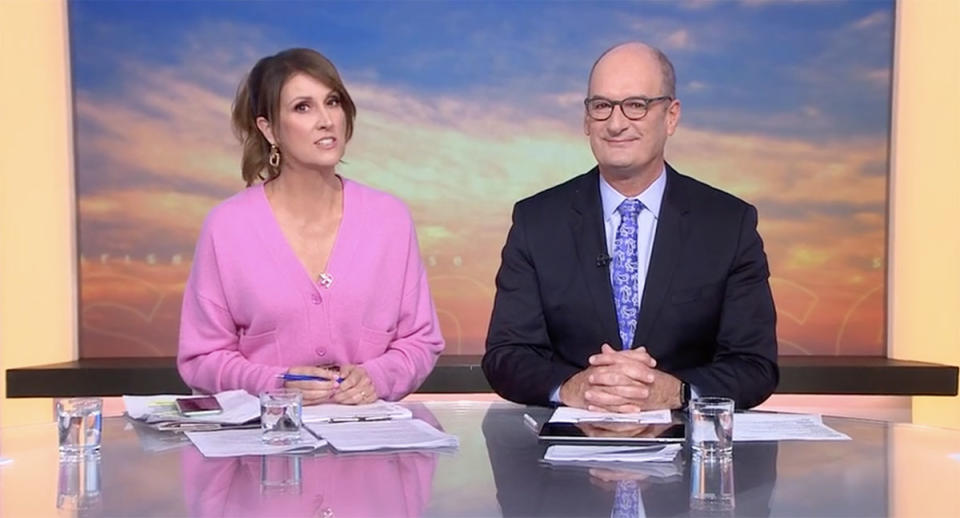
[1,401,958,517]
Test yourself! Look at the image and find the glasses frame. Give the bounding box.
[584,95,674,121]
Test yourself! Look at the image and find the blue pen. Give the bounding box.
[278,373,344,383]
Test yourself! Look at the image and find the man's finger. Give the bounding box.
[584,388,633,408]
[588,348,656,368]
[589,363,656,385]
[592,383,650,400]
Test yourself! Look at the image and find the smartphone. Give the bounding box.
[175,396,223,417]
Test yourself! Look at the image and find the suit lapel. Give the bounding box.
[570,168,622,349]
[632,166,691,348]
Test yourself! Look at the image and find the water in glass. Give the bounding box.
[57,398,103,458]
[260,390,303,445]
[690,397,734,458]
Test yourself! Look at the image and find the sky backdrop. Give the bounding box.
[70,0,894,357]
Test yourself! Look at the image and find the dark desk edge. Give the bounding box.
[5,355,958,398]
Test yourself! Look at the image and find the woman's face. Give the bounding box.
[259,72,348,173]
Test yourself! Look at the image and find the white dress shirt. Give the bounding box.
[598,168,667,315]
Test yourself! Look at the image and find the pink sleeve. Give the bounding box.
[177,221,286,395]
[361,222,445,401]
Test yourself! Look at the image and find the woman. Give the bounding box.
[177,48,444,405]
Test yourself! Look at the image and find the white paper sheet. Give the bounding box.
[733,413,851,441]
[126,421,193,452]
[544,458,682,479]
[185,428,326,458]
[544,443,682,463]
[549,407,672,424]
[301,400,412,423]
[123,390,260,425]
[306,418,458,452]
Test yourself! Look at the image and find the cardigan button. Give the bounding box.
[315,347,327,357]
[311,294,322,305]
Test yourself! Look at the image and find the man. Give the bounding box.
[482,42,778,411]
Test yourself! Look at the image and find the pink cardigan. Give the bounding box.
[177,178,444,400]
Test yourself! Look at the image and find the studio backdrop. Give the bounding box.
[69,0,894,358]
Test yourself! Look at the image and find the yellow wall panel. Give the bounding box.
[889,0,960,430]
[0,0,74,426]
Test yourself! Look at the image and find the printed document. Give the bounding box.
[307,418,458,452]
[544,443,682,463]
[734,413,851,441]
[185,428,326,457]
[301,400,412,423]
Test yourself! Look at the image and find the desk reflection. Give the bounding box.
[483,407,778,517]
[182,406,440,518]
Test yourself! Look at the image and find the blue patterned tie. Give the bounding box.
[612,480,640,518]
[612,199,643,350]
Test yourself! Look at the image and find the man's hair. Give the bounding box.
[588,43,677,99]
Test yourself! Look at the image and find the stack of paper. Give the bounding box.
[126,421,193,452]
[185,428,326,458]
[123,390,261,431]
[306,419,458,452]
[545,458,682,480]
[733,413,851,441]
[302,400,412,423]
[544,444,682,463]
[549,407,672,424]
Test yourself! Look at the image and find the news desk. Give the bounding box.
[1,401,957,517]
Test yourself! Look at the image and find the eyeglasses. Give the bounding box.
[584,95,673,121]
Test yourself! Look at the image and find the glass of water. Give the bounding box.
[57,397,103,458]
[260,455,302,495]
[260,389,303,445]
[689,397,734,459]
[57,451,102,511]
[689,453,735,514]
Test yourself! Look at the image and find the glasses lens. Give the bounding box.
[587,99,613,120]
[621,98,649,120]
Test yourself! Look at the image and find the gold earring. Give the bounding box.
[268,144,281,168]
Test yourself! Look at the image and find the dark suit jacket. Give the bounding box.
[482,165,778,409]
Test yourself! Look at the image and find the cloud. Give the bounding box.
[663,29,695,51]
[739,0,808,7]
[678,0,719,10]
[685,80,709,93]
[544,91,587,109]
[858,67,891,89]
[627,18,711,54]
[850,11,891,31]
[787,8,893,97]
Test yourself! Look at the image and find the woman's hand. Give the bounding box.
[282,366,341,406]
[332,364,377,405]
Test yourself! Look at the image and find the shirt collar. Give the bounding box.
[598,166,667,221]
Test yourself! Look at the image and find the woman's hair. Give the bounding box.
[231,48,357,186]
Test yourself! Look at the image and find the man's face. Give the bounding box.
[584,50,680,177]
